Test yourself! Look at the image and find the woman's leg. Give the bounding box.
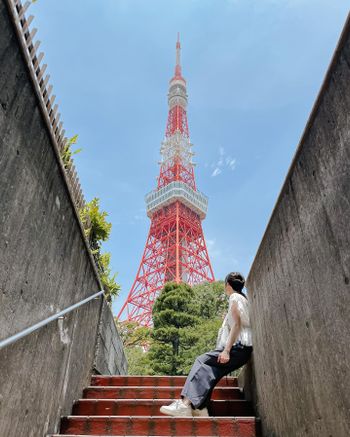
[181,344,253,410]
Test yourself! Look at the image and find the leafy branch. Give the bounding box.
[61,134,82,170]
[117,321,151,348]
[58,132,120,303]
[79,198,120,302]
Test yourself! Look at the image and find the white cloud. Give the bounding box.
[211,167,222,177]
[209,147,237,177]
[226,157,236,170]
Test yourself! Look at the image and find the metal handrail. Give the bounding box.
[0,290,104,350]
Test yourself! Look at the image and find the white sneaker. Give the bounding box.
[192,407,209,417]
[160,399,192,417]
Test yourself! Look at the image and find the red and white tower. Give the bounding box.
[118,35,215,326]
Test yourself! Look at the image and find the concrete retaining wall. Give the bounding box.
[0,2,126,436]
[246,14,350,437]
[94,299,128,375]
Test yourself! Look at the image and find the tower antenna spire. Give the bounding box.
[175,32,182,77]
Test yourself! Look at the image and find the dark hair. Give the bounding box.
[225,272,246,297]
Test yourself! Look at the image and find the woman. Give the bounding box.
[160,272,253,417]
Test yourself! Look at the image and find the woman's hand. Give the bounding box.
[217,350,230,364]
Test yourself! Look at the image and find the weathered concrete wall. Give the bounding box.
[93,299,128,375]
[238,356,257,407]
[0,2,126,436]
[246,14,350,437]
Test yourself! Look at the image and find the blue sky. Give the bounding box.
[32,0,349,316]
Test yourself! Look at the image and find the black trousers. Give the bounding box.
[181,343,253,409]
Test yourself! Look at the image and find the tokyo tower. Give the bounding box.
[118,35,215,326]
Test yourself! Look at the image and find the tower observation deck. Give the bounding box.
[118,35,215,326]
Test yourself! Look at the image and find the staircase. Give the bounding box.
[51,375,261,437]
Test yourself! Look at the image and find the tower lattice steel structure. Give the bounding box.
[118,35,215,326]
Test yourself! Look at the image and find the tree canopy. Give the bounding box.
[123,281,230,376]
[149,282,201,375]
[79,197,119,301]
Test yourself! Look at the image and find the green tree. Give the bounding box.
[181,318,223,371]
[99,252,120,301]
[79,198,119,302]
[169,281,227,372]
[117,321,153,375]
[192,280,227,320]
[125,346,153,375]
[120,281,232,376]
[145,281,232,375]
[79,197,112,253]
[149,282,201,375]
[117,321,151,348]
[56,131,119,303]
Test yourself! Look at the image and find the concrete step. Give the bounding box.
[91,375,238,388]
[83,386,243,400]
[72,399,254,416]
[59,416,259,436]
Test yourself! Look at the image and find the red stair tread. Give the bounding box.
[60,416,258,437]
[91,375,238,388]
[73,399,253,417]
[83,386,243,400]
[52,374,259,436]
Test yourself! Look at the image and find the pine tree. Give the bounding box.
[181,281,228,370]
[149,282,200,375]
[123,281,231,376]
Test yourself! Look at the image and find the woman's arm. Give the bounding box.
[217,301,241,364]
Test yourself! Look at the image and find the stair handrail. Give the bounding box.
[0,290,104,350]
